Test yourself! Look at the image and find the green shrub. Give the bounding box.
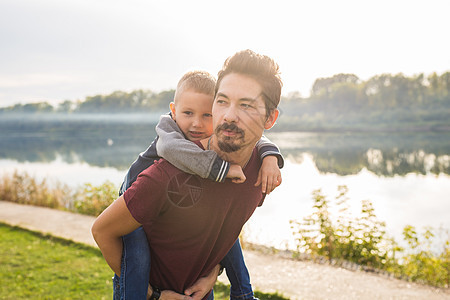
[388,225,450,287]
[72,181,117,216]
[290,186,388,269]
[291,186,449,287]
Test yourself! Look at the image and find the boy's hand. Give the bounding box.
[226,164,246,183]
[184,264,220,300]
[255,155,282,194]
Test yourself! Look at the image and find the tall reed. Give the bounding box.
[0,171,116,216]
[0,171,71,209]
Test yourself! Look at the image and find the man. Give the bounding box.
[92,49,282,300]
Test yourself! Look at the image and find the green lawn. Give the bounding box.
[0,223,111,299]
[0,223,287,300]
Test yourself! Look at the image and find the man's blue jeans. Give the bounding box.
[113,227,255,300]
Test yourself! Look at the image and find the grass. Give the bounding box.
[213,284,288,300]
[0,223,111,299]
[0,223,288,300]
[213,243,288,299]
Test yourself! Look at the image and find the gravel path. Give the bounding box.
[1,201,448,300]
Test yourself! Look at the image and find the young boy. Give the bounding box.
[114,70,284,299]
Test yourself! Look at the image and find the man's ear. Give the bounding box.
[169,102,176,120]
[264,109,279,130]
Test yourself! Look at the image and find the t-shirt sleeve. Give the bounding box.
[258,194,266,207]
[123,162,168,225]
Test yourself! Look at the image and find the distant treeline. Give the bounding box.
[1,72,449,131]
[0,89,175,114]
[280,72,450,131]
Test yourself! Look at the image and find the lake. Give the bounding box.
[1,114,449,250]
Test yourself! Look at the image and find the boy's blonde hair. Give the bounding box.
[174,71,216,103]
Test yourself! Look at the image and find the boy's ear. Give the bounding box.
[264,109,279,130]
[169,102,176,120]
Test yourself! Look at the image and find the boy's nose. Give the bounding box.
[192,117,202,127]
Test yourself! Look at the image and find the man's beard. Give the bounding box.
[215,123,245,153]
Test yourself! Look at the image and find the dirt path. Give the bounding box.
[1,201,448,300]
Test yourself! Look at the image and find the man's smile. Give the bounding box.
[222,129,238,137]
[215,123,244,139]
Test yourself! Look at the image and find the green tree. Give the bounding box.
[56,100,75,113]
[311,73,360,97]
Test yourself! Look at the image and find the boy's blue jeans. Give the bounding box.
[113,227,256,300]
[113,227,150,300]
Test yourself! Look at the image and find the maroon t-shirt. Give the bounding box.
[123,143,265,294]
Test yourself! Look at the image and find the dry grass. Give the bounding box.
[0,171,71,209]
[0,171,116,216]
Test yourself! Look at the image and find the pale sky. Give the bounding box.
[1,0,449,107]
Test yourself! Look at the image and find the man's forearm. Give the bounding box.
[91,196,142,276]
[93,233,124,276]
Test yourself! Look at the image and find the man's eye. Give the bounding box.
[241,103,253,109]
[216,99,227,104]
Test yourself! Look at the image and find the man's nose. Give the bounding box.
[223,105,239,123]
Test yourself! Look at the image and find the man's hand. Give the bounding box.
[226,164,246,183]
[147,285,193,300]
[160,290,193,300]
[255,155,282,194]
[184,264,220,300]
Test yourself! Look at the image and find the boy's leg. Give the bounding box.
[113,226,150,300]
[113,273,122,300]
[221,238,257,300]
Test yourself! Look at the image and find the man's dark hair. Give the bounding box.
[215,49,282,118]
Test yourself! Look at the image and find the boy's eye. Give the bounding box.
[204,113,212,118]
[183,111,193,115]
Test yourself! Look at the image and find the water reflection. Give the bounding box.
[267,131,450,176]
[1,116,158,170]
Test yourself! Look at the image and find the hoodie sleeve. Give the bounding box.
[155,114,230,182]
[255,135,284,168]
